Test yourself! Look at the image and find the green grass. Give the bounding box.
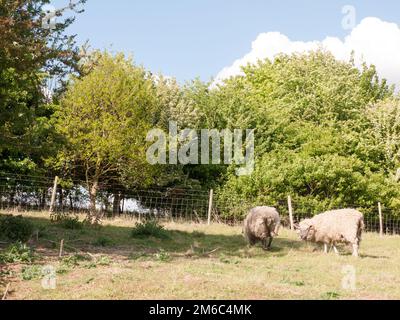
[1,210,400,300]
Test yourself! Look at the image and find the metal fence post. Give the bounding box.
[207,189,214,225]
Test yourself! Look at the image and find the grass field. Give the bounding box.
[1,211,400,300]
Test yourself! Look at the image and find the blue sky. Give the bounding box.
[52,0,400,83]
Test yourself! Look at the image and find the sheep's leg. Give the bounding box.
[332,244,339,255]
[247,236,256,246]
[324,243,328,254]
[261,239,267,250]
[352,244,359,257]
[267,237,273,249]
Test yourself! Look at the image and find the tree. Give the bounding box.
[361,98,400,180]
[55,52,159,222]
[208,51,399,216]
[0,0,86,175]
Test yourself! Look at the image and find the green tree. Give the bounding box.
[0,0,85,175]
[55,52,159,222]
[209,51,398,217]
[360,98,400,179]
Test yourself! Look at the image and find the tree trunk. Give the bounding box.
[69,192,74,211]
[88,179,99,223]
[120,194,125,216]
[112,192,121,217]
[9,188,16,208]
[41,188,47,210]
[57,185,63,210]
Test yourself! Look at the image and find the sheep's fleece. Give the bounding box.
[243,206,280,249]
[298,208,364,257]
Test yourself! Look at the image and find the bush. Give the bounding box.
[130,220,169,239]
[60,254,90,267]
[21,265,42,280]
[0,242,35,264]
[155,249,171,262]
[0,215,34,242]
[57,216,83,230]
[96,255,111,266]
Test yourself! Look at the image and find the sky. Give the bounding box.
[51,0,400,86]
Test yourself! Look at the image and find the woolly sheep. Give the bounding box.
[243,206,281,250]
[296,208,364,257]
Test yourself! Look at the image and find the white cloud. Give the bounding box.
[213,17,400,89]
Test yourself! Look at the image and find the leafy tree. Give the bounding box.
[359,98,400,179]
[0,0,85,175]
[55,52,159,222]
[207,51,399,217]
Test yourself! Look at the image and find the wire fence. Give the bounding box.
[1,174,400,234]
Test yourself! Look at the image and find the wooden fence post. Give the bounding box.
[207,189,214,225]
[49,176,58,213]
[378,202,383,237]
[59,239,64,258]
[288,195,294,231]
[2,283,10,300]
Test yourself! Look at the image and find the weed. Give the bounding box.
[323,291,340,299]
[97,255,111,266]
[21,265,42,280]
[0,242,35,263]
[60,254,90,267]
[56,264,70,274]
[155,249,171,262]
[131,220,169,239]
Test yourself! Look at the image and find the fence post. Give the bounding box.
[288,195,294,231]
[378,202,383,237]
[59,239,64,258]
[49,176,58,213]
[207,189,214,225]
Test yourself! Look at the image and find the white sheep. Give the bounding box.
[243,206,281,250]
[296,208,364,257]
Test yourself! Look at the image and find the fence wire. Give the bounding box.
[1,174,400,234]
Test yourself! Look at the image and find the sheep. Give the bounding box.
[296,208,364,257]
[243,206,281,250]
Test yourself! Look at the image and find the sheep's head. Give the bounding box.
[271,222,280,237]
[296,219,315,241]
[254,219,268,239]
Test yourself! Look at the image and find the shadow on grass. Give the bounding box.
[294,242,389,259]
[342,252,389,259]
[4,215,305,262]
